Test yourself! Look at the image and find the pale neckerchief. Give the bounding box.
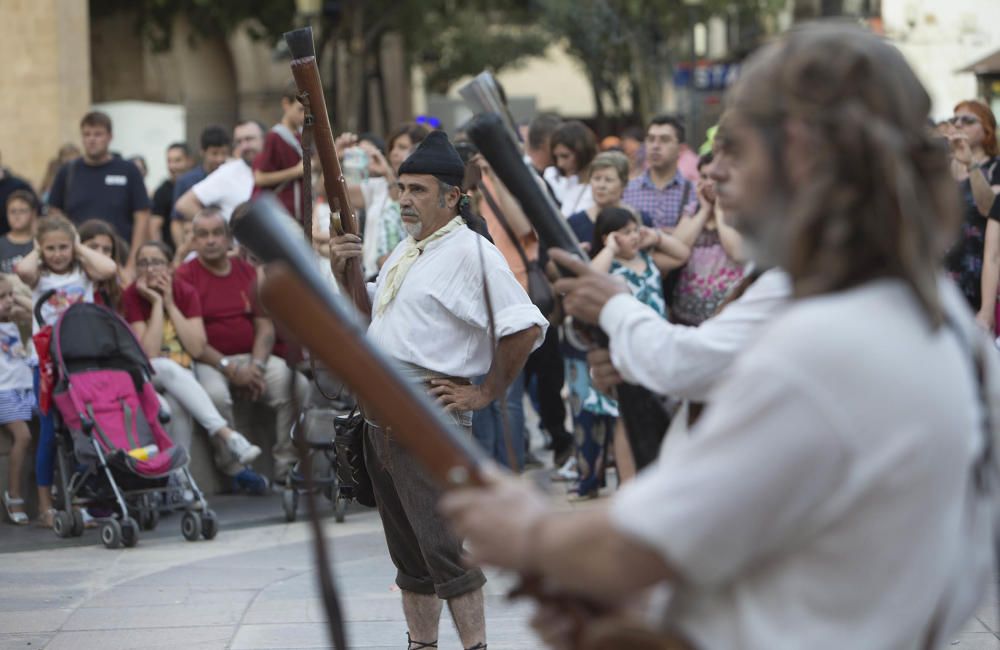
[375,215,465,316]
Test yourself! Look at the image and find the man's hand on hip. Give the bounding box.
[429,379,492,413]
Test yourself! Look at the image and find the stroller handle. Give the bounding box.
[33,289,57,328]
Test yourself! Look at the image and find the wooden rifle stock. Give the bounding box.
[284,27,371,319]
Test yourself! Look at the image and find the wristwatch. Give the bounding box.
[218,357,232,373]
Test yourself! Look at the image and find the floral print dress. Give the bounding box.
[670,228,744,325]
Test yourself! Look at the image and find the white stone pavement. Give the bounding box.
[0,504,540,650]
[1,495,999,650]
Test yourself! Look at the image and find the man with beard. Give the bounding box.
[328,131,547,650]
[175,120,265,223]
[441,23,995,649]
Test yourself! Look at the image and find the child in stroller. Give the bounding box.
[42,300,218,548]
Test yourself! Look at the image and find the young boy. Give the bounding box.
[252,83,305,222]
[1,190,38,274]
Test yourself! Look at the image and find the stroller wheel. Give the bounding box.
[101,520,122,549]
[334,495,347,523]
[53,511,73,539]
[282,488,299,523]
[201,510,219,540]
[71,509,85,537]
[181,511,202,542]
[121,517,139,548]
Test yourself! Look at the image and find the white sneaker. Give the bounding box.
[226,432,262,464]
[554,457,579,482]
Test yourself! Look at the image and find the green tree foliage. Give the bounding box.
[91,0,550,128]
[532,0,785,125]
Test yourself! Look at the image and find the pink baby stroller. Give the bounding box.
[43,300,217,548]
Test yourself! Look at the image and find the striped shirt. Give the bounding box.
[623,169,698,229]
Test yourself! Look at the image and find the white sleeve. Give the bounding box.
[488,264,548,348]
[192,163,234,207]
[610,349,849,587]
[598,269,789,401]
[455,246,548,350]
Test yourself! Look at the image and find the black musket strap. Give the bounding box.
[932,310,1000,649]
[473,225,520,473]
[298,91,342,404]
[300,92,314,244]
[286,360,349,649]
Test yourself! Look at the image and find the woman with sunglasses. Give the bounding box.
[121,241,261,467]
[945,100,1000,331]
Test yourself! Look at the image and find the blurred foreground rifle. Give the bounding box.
[465,113,594,348]
[233,196,690,650]
[467,112,672,466]
[284,26,371,319]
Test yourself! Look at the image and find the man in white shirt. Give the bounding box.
[175,120,264,223]
[440,23,995,650]
[329,131,547,650]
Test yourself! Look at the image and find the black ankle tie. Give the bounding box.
[406,632,438,649]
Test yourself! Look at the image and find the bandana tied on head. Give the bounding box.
[377,132,471,316]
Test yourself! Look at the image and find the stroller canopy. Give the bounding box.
[54,303,153,379]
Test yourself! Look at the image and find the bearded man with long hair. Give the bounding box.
[441,22,997,650]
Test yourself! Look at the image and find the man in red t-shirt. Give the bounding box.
[252,83,305,222]
[176,206,308,484]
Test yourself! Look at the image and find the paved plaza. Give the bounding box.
[1,490,999,650]
[0,494,538,649]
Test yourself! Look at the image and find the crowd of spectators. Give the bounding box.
[3,91,997,525]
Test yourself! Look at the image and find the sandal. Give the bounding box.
[407,632,438,649]
[35,508,55,529]
[3,491,28,525]
[465,644,487,650]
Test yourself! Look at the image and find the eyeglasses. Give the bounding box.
[950,115,981,127]
[136,258,168,269]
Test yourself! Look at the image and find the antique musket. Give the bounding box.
[233,196,690,650]
[284,26,371,319]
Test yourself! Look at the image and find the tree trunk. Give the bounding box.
[373,31,391,137]
[589,72,607,134]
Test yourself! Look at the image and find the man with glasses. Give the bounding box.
[122,240,264,483]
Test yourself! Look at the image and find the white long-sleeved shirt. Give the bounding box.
[611,278,993,649]
[597,268,790,401]
[366,226,547,379]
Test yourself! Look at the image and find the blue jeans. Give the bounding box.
[34,366,56,487]
[471,370,525,470]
